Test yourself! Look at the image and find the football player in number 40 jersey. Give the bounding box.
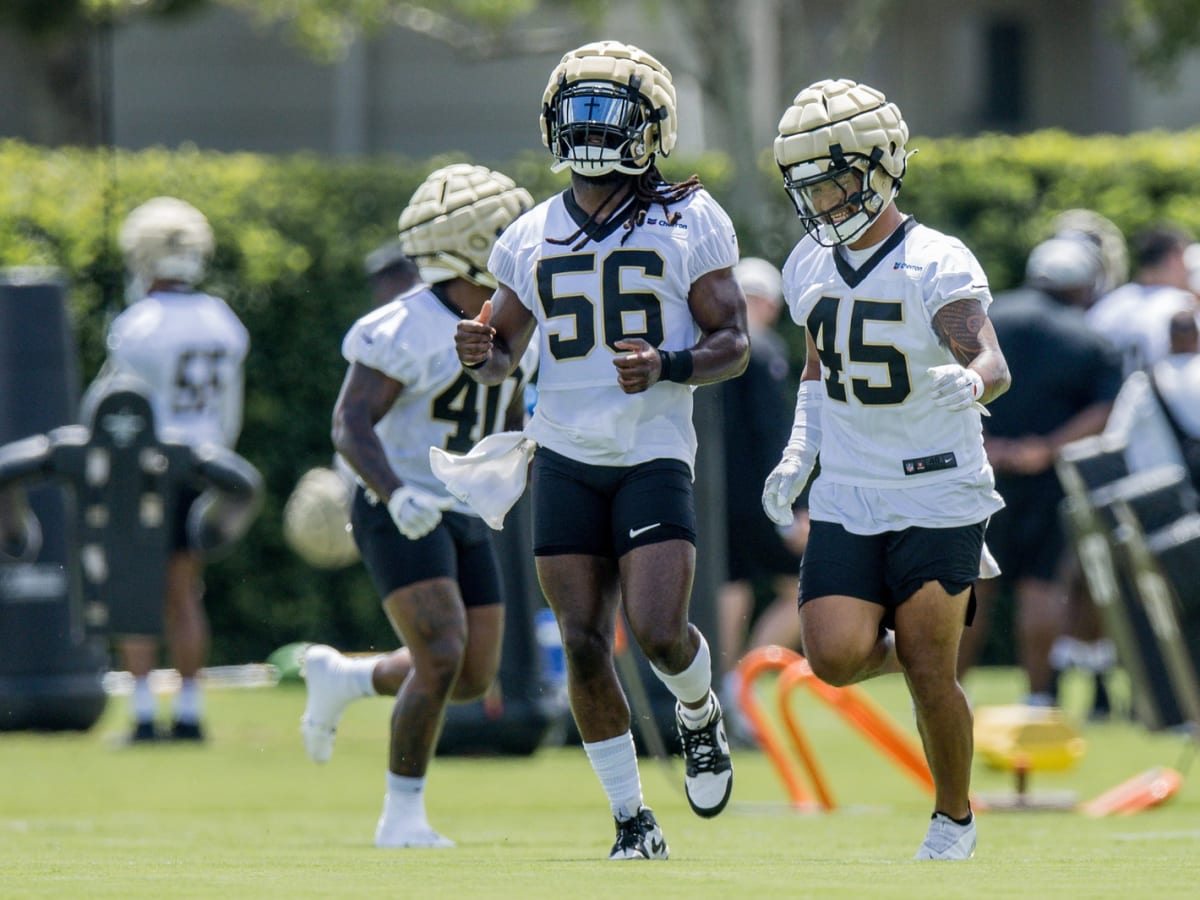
[455,40,749,862]
[299,164,538,850]
[761,79,1012,862]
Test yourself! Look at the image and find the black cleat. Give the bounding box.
[676,692,734,818]
[127,721,162,743]
[169,720,206,742]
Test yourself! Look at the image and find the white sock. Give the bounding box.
[384,773,426,820]
[650,633,713,706]
[583,732,643,821]
[678,691,716,728]
[342,654,381,697]
[131,677,156,722]
[174,678,203,723]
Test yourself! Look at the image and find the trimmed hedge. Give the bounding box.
[3,130,1200,663]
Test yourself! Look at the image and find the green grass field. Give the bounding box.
[1,667,1197,899]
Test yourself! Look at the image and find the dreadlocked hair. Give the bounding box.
[549,165,704,252]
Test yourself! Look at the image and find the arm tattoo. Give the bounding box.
[934,299,986,366]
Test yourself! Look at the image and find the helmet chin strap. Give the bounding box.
[822,166,897,246]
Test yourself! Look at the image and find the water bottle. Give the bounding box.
[534,607,567,699]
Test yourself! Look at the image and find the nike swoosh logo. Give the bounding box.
[628,523,661,539]
[649,837,665,855]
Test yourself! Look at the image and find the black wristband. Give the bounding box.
[657,349,694,383]
[462,356,487,370]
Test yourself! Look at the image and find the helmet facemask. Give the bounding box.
[540,42,677,179]
[774,79,910,247]
[547,78,661,177]
[782,147,896,247]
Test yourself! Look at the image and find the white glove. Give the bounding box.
[927,365,986,413]
[761,380,823,527]
[387,485,454,541]
[762,456,814,527]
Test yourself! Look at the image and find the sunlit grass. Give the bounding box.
[0,667,1196,898]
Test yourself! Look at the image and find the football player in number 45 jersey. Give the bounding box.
[300,164,537,850]
[456,40,749,862]
[761,79,1012,862]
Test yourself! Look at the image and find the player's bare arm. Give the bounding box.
[455,284,536,386]
[612,266,750,394]
[932,297,1011,404]
[330,362,404,498]
[683,266,751,384]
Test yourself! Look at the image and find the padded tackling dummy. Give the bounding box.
[1056,433,1129,497]
[1148,514,1200,663]
[1088,466,1198,729]
[1110,505,1200,727]
[1055,434,1131,612]
[0,378,262,637]
[1055,435,1138,717]
[0,270,106,731]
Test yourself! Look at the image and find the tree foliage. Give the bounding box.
[1113,0,1200,85]
[6,131,1200,660]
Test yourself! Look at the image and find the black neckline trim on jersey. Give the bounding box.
[833,216,916,288]
[430,282,468,320]
[562,187,636,242]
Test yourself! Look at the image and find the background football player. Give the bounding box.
[299,164,537,849]
[92,196,250,743]
[761,79,1011,861]
[454,40,749,861]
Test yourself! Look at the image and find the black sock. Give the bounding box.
[935,810,973,826]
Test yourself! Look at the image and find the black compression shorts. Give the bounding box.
[530,447,696,558]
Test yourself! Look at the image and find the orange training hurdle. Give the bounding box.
[736,645,934,811]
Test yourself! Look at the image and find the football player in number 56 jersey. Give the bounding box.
[455,41,749,861]
[761,80,1012,862]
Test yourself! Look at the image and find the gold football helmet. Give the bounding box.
[541,40,677,177]
[774,79,911,246]
[119,196,214,299]
[397,164,533,289]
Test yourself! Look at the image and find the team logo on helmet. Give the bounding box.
[119,197,214,300]
[397,164,533,290]
[774,79,911,246]
[541,40,677,177]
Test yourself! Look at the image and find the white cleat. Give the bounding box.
[299,644,358,764]
[914,812,977,860]
[375,818,456,849]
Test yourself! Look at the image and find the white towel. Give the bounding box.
[429,432,537,530]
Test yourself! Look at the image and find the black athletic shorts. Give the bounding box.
[350,486,504,607]
[170,486,202,553]
[530,447,696,558]
[985,473,1067,582]
[800,519,985,628]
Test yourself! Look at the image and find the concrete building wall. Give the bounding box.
[0,1,1197,160]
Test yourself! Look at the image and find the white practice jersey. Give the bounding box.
[489,187,739,470]
[104,289,249,448]
[1086,283,1197,377]
[782,217,1004,532]
[341,284,538,510]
